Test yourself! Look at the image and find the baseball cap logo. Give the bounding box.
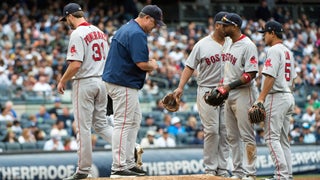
[221,16,238,26]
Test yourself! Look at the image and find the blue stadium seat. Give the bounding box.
[5,142,21,151]
[0,142,5,152]
[36,140,46,150]
[21,142,37,151]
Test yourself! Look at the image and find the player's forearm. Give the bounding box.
[136,60,157,72]
[178,66,194,89]
[257,74,275,103]
[60,62,81,83]
[227,72,256,90]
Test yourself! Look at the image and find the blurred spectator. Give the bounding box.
[2,130,18,143]
[32,74,52,97]
[27,114,38,127]
[255,0,271,21]
[11,120,22,135]
[0,66,10,86]
[167,116,187,136]
[179,99,189,112]
[8,73,24,99]
[158,113,172,130]
[191,129,204,145]
[185,115,198,133]
[141,115,158,132]
[290,124,301,143]
[58,107,74,136]
[35,105,51,124]
[305,92,320,110]
[0,106,15,122]
[152,98,166,112]
[301,106,316,124]
[48,97,63,120]
[50,120,68,138]
[143,79,159,95]
[302,122,316,143]
[43,132,64,151]
[4,101,18,120]
[18,128,36,143]
[155,128,176,147]
[23,72,37,92]
[63,136,77,151]
[33,128,46,141]
[292,105,303,121]
[140,130,157,148]
[315,127,320,143]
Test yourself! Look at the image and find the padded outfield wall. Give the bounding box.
[0,145,319,180]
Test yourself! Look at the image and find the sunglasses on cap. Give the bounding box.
[221,16,238,26]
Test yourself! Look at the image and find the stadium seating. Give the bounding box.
[21,142,37,151]
[5,142,21,151]
[0,142,5,152]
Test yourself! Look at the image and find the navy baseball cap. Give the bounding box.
[220,13,242,27]
[141,5,165,26]
[258,20,284,33]
[60,3,82,21]
[214,11,228,24]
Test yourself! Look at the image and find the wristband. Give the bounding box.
[242,72,251,83]
[228,79,243,89]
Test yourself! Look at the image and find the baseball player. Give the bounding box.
[257,20,296,180]
[219,13,259,180]
[174,11,231,177]
[57,3,113,180]
[102,5,163,178]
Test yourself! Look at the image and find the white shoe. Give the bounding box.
[242,175,256,180]
[230,175,241,179]
[218,173,230,178]
[205,172,216,176]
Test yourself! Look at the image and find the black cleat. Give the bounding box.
[110,169,141,178]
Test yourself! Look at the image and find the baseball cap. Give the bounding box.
[171,116,180,125]
[258,20,284,33]
[214,11,228,24]
[220,13,242,27]
[54,97,61,103]
[60,3,82,21]
[141,5,165,26]
[147,130,155,136]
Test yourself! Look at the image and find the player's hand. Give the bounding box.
[57,82,66,94]
[148,59,158,71]
[220,85,231,94]
[173,87,183,100]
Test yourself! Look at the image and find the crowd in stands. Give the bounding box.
[0,0,320,152]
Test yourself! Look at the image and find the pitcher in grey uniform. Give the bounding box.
[174,11,231,177]
[57,3,113,179]
[257,21,296,180]
[219,13,258,180]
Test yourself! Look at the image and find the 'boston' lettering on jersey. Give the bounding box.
[204,54,222,65]
[84,31,107,45]
[224,53,237,65]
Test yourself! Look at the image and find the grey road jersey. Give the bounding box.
[261,43,297,93]
[185,35,232,87]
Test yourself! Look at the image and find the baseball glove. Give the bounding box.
[248,102,266,124]
[203,87,229,107]
[162,93,180,112]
